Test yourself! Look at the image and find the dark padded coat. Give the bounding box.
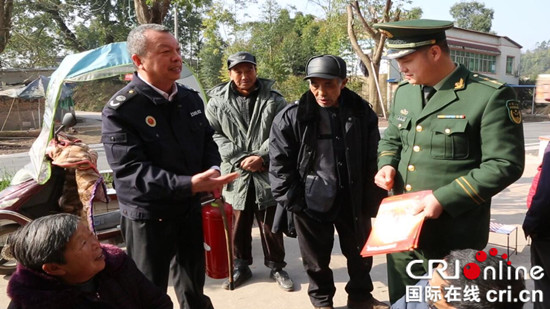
[269,88,386,248]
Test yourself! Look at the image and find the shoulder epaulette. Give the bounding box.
[106,86,138,110]
[471,73,504,89]
[271,89,283,97]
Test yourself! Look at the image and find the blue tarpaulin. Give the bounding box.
[17,42,204,184]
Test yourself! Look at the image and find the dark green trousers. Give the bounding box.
[387,248,450,304]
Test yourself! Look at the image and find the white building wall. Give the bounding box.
[446,28,521,84]
[498,38,522,85]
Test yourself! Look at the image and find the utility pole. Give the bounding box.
[173,5,178,42]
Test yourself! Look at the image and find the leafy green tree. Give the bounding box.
[198,1,233,89]
[449,1,493,32]
[225,1,325,100]
[2,0,135,68]
[520,40,550,81]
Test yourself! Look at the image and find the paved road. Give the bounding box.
[524,121,550,156]
[0,113,546,308]
[1,151,540,308]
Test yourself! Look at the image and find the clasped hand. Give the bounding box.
[240,155,265,172]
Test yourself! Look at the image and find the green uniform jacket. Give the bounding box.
[378,64,525,251]
[206,78,287,210]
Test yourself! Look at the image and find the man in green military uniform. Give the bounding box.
[372,19,525,304]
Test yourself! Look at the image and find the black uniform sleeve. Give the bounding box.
[102,106,193,203]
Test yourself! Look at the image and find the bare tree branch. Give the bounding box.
[34,1,84,51]
[351,1,374,38]
[347,0,401,116]
[347,4,372,71]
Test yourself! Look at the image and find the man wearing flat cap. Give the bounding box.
[269,55,388,309]
[372,19,525,303]
[206,51,294,291]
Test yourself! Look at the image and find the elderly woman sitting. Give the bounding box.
[3,213,172,309]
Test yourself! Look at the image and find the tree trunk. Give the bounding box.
[134,0,171,24]
[0,0,14,54]
[347,0,395,118]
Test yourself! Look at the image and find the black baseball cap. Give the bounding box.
[304,55,347,80]
[227,52,257,70]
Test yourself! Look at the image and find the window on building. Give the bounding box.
[450,50,496,74]
[506,56,514,75]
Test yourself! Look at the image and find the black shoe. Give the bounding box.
[270,269,294,291]
[347,297,390,309]
[222,266,252,290]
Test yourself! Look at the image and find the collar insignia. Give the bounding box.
[454,78,464,90]
[145,116,157,127]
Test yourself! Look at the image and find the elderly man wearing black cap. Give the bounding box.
[269,55,388,309]
[205,52,294,291]
[372,19,525,304]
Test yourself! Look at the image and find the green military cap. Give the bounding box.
[373,19,453,59]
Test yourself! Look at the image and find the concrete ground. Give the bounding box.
[0,152,541,308]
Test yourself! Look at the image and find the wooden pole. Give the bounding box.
[1,98,16,131]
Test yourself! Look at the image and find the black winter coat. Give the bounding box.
[269,88,386,248]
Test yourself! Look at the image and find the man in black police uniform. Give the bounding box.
[372,19,525,304]
[101,24,238,309]
[269,55,388,309]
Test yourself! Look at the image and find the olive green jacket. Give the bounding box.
[378,65,525,251]
[206,78,287,210]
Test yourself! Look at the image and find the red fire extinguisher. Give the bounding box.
[202,196,234,289]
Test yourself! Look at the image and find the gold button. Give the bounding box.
[405,184,412,191]
[416,125,423,132]
[413,145,421,152]
[445,128,451,134]
[408,165,415,172]
[398,123,402,128]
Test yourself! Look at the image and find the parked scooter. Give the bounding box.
[0,113,121,275]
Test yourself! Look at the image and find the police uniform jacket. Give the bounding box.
[378,64,525,251]
[101,73,221,220]
[205,78,286,211]
[270,88,386,248]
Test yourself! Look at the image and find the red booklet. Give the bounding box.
[360,190,431,257]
